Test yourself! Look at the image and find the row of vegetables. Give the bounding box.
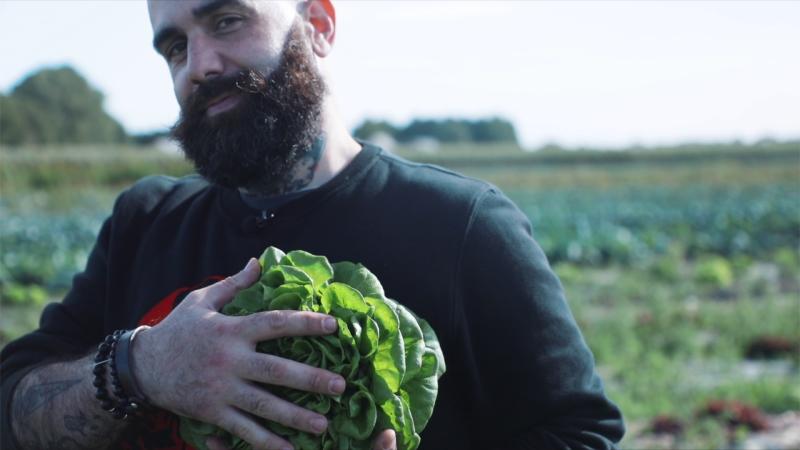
[510,183,799,265]
[1,183,798,299]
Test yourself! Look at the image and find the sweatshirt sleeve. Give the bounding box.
[455,188,625,449]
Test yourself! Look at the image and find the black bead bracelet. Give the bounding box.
[92,328,150,420]
[92,330,124,416]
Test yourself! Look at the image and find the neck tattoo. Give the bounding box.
[284,134,326,193]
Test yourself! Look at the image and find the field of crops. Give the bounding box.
[1,143,799,449]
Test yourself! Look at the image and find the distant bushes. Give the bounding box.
[353,117,519,146]
[1,66,127,146]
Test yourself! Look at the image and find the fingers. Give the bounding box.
[233,380,330,436]
[240,310,338,341]
[372,429,397,450]
[215,407,294,450]
[201,258,262,310]
[237,353,346,396]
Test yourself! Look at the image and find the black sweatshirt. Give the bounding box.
[1,143,625,449]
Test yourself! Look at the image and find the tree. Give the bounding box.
[469,117,518,144]
[0,95,30,145]
[0,66,127,146]
[352,117,519,146]
[352,120,398,141]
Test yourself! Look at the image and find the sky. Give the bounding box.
[1,1,798,149]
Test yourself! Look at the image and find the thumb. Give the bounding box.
[372,429,396,450]
[201,258,261,310]
[205,436,230,450]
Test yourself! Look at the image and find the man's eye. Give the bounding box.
[166,41,187,61]
[216,16,243,31]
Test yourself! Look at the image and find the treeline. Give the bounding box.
[1,66,126,146]
[353,118,519,146]
[1,65,522,149]
[4,65,793,156]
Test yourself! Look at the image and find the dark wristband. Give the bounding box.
[93,328,150,420]
[114,326,151,408]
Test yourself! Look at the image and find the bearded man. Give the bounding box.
[1,1,625,449]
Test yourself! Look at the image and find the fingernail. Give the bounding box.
[244,258,257,271]
[311,417,327,433]
[323,317,337,332]
[329,377,345,394]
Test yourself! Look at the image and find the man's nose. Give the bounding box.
[186,37,224,85]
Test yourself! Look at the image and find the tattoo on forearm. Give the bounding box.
[64,411,106,444]
[11,359,125,450]
[14,379,82,418]
[41,436,87,450]
[64,410,89,436]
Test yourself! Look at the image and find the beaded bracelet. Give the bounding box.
[93,329,148,420]
[92,330,124,416]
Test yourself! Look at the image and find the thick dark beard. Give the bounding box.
[171,25,325,195]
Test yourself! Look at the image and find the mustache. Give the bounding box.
[184,70,269,114]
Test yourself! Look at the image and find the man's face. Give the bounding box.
[148,0,326,195]
[149,0,297,111]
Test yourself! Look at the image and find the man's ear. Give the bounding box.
[304,0,335,57]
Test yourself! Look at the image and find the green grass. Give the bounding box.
[0,145,193,194]
[3,141,798,193]
[463,159,799,189]
[0,300,48,348]
[564,265,800,418]
[395,139,800,173]
[558,260,799,449]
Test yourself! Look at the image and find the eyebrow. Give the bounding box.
[152,26,180,55]
[192,0,247,20]
[152,0,248,54]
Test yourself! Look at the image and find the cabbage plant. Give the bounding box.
[180,247,446,450]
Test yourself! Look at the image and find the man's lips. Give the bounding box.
[205,92,241,116]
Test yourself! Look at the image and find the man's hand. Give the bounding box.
[134,258,348,450]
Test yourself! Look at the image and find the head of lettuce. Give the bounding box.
[179,247,446,450]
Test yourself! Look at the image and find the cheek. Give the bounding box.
[172,72,191,111]
[176,88,188,111]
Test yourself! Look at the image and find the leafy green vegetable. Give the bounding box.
[179,247,446,450]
